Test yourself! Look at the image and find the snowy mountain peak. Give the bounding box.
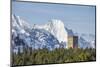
[12,14,32,37]
[48,19,65,27]
[12,15,65,53]
[33,19,68,47]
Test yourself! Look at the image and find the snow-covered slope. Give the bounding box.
[30,29,60,50]
[12,15,66,53]
[33,19,68,48]
[90,40,95,48]
[79,34,95,49]
[12,14,32,53]
[12,15,31,37]
[78,36,95,49]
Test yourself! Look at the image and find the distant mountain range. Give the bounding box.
[12,14,95,53]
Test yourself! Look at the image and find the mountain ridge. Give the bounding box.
[33,19,68,46]
[12,14,95,53]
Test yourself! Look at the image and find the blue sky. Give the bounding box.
[12,1,96,35]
